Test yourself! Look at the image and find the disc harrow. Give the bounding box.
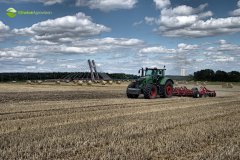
[173,86,216,98]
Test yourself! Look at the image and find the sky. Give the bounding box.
[0,0,240,75]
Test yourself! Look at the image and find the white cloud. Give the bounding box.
[58,37,144,54]
[13,12,110,43]
[76,0,137,11]
[1,0,64,5]
[2,0,138,9]
[139,46,176,54]
[59,64,78,69]
[177,43,199,51]
[214,56,234,62]
[42,0,63,5]
[136,40,240,74]
[150,2,240,37]
[140,43,198,54]
[1,40,239,74]
[0,37,144,59]
[146,2,240,37]
[133,20,143,26]
[0,47,37,58]
[0,21,9,31]
[198,11,213,18]
[73,37,144,47]
[144,17,157,25]
[230,1,240,16]
[155,2,240,37]
[153,0,171,9]
[0,21,11,41]
[26,66,37,69]
[154,3,218,37]
[230,8,240,16]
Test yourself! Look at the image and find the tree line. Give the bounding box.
[0,70,239,82]
[194,69,240,82]
[0,72,138,82]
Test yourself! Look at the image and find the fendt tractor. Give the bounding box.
[126,67,174,99]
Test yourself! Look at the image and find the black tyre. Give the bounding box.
[193,91,200,98]
[143,84,157,99]
[203,93,208,98]
[126,82,139,99]
[192,88,200,98]
[163,80,173,98]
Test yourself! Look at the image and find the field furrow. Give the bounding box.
[0,83,239,159]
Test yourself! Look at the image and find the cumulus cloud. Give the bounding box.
[2,0,138,9]
[1,37,144,57]
[139,43,198,54]
[230,0,240,16]
[148,0,240,38]
[56,37,144,54]
[13,12,110,43]
[42,0,64,5]
[76,0,137,11]
[139,46,176,54]
[154,0,171,9]
[0,21,11,41]
[138,40,239,74]
[73,37,144,47]
[145,2,240,37]
[177,43,199,52]
[230,8,240,16]
[144,17,157,25]
[0,46,37,58]
[1,0,64,5]
[156,3,240,37]
[213,56,234,62]
[133,20,143,26]
[155,3,218,37]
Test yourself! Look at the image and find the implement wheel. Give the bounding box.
[144,84,157,99]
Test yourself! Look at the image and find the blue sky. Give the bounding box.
[0,0,240,75]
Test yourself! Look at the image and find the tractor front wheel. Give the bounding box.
[163,81,173,98]
[127,82,139,99]
[144,84,157,99]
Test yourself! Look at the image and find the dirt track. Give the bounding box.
[0,83,240,159]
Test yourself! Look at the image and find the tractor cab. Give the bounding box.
[138,67,165,77]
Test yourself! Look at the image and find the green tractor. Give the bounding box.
[126,67,174,99]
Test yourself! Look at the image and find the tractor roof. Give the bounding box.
[146,67,166,70]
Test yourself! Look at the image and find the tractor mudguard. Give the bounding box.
[159,77,174,85]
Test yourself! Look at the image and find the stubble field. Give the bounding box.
[0,82,240,159]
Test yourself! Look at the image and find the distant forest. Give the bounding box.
[0,72,138,82]
[194,69,240,82]
[0,69,239,82]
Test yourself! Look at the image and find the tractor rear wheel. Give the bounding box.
[163,80,173,98]
[126,82,139,98]
[144,84,157,99]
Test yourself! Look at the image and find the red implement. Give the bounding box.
[199,86,216,97]
[173,86,216,98]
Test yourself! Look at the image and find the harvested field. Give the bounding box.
[0,82,240,159]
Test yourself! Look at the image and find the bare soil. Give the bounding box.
[0,82,239,159]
